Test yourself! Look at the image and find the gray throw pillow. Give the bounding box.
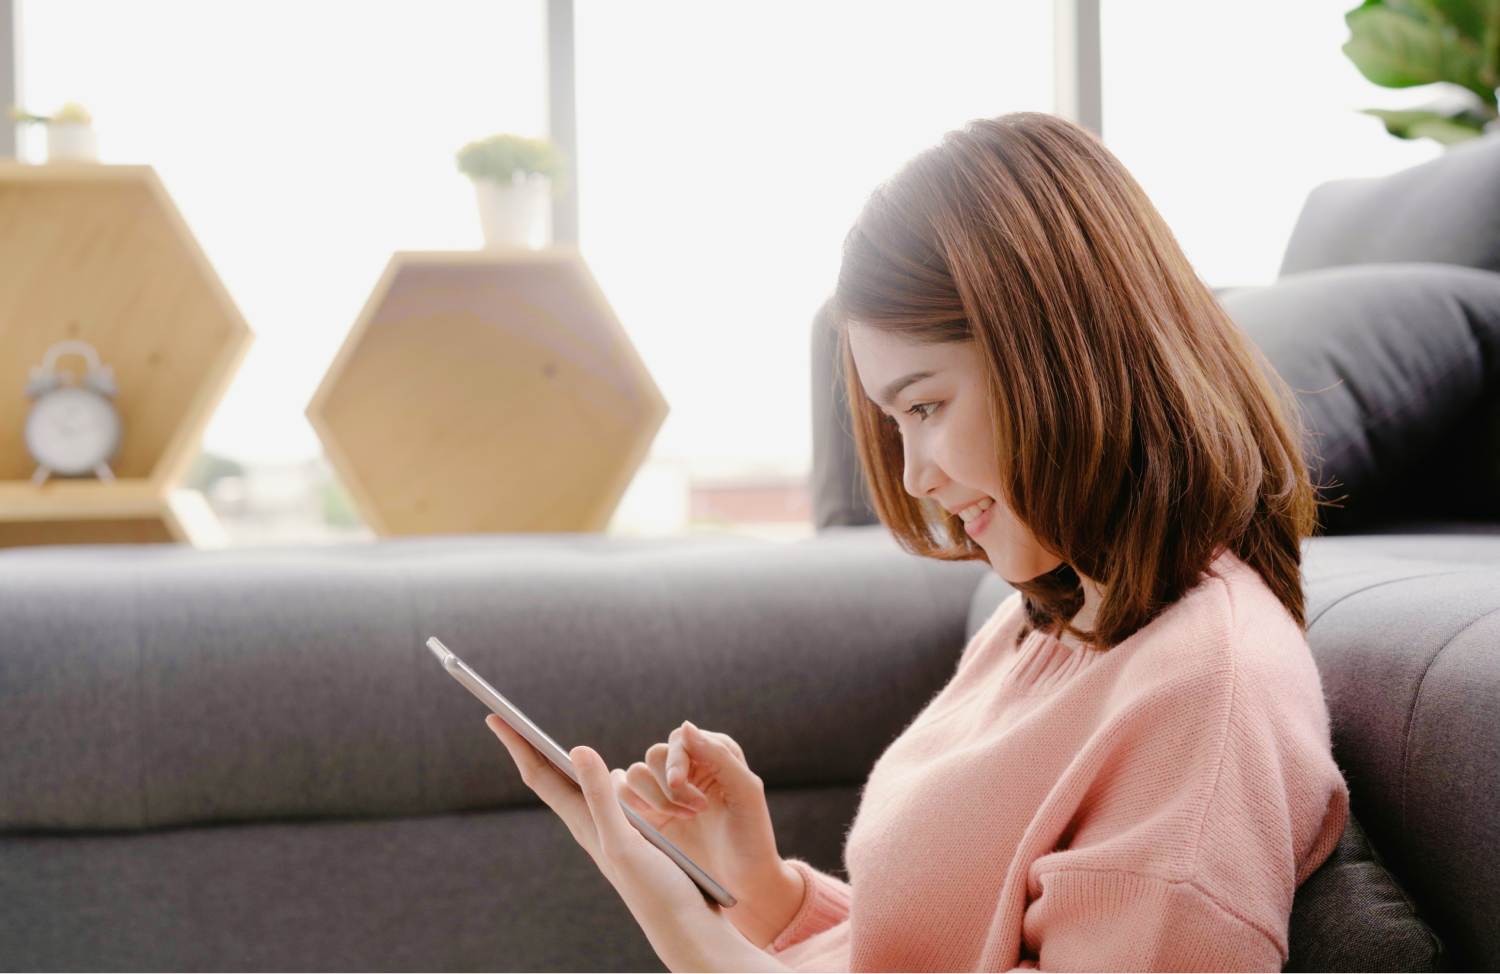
[1280,133,1500,277]
[1285,814,1445,972]
[1224,263,1500,531]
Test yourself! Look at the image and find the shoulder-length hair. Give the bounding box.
[835,113,1316,648]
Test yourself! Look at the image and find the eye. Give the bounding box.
[906,401,940,421]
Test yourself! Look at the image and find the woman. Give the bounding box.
[487,113,1348,972]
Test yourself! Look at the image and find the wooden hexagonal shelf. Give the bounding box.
[0,484,227,548]
[308,250,667,535]
[0,163,254,526]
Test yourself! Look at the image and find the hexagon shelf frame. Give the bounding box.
[308,250,668,536]
[0,484,227,548]
[0,164,255,516]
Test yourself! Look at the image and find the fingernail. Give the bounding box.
[571,747,593,770]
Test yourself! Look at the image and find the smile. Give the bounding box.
[956,497,993,523]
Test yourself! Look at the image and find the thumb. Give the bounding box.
[570,745,635,854]
[681,722,763,807]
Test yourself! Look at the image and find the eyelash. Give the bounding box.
[906,402,940,421]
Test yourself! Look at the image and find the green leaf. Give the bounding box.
[1397,0,1490,41]
[1345,2,1492,101]
[454,134,569,191]
[1362,107,1489,141]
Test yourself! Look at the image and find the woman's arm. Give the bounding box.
[487,715,792,973]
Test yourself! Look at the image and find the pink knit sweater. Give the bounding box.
[769,551,1348,972]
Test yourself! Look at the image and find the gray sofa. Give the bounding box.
[5,138,1500,972]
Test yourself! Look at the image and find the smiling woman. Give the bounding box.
[492,113,1349,973]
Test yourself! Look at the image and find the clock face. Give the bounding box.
[24,386,123,474]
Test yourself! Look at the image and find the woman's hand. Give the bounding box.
[486,716,790,973]
[614,722,806,949]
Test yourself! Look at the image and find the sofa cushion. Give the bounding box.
[1284,814,1445,972]
[1223,263,1500,531]
[1280,133,1500,277]
[0,783,858,973]
[1302,536,1500,970]
[0,531,984,831]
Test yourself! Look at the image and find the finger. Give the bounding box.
[705,728,747,764]
[681,721,764,807]
[649,740,708,810]
[571,745,639,859]
[665,725,712,805]
[485,717,598,849]
[625,761,696,818]
[612,768,660,818]
[486,715,565,791]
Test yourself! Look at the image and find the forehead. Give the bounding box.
[846,324,975,400]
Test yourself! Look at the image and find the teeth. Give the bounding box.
[957,497,994,523]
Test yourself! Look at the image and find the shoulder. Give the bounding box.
[1112,549,1312,697]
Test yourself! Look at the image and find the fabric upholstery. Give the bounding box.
[1284,814,1445,973]
[1222,263,1500,531]
[1279,132,1500,277]
[813,266,1500,537]
[0,531,984,831]
[0,784,859,973]
[1300,537,1500,970]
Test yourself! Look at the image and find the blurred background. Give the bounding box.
[5,0,1446,544]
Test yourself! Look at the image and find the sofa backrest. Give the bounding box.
[1221,263,1500,531]
[1280,133,1500,277]
[0,533,983,832]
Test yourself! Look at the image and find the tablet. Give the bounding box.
[425,637,737,908]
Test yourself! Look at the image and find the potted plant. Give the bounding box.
[1344,0,1500,145]
[9,102,98,162]
[456,134,566,249]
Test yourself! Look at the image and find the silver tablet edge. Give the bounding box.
[425,637,737,908]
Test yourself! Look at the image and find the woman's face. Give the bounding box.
[847,323,1063,584]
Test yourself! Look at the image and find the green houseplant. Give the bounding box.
[455,134,566,185]
[455,134,566,249]
[1345,0,1500,144]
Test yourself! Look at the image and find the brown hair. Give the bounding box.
[835,113,1316,648]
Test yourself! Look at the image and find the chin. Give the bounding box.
[980,542,1062,585]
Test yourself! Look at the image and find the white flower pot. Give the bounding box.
[472,172,551,249]
[46,121,98,163]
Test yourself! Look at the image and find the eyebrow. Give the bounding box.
[877,370,937,408]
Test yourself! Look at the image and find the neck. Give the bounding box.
[1062,573,1104,649]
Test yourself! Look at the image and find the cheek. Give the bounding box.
[936,398,999,492]
[981,504,1060,580]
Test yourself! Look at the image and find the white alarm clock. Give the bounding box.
[24,339,122,484]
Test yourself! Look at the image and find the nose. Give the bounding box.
[901,429,946,499]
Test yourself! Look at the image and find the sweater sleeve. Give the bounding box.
[768,860,852,953]
[1021,869,1283,972]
